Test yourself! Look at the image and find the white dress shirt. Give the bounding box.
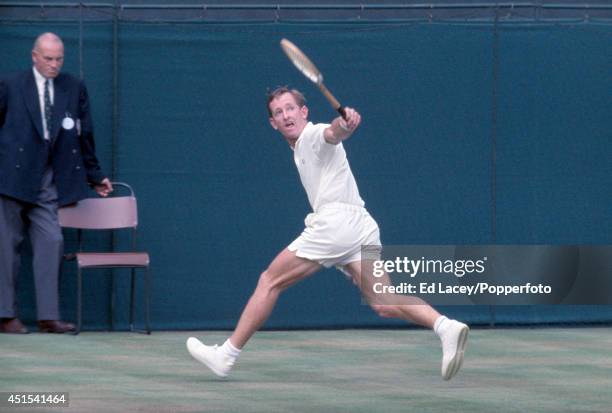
[32,67,54,141]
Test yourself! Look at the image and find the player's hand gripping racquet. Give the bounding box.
[280,38,347,120]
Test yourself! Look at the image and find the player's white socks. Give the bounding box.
[220,339,241,359]
[434,315,449,335]
[186,337,241,378]
[434,315,469,380]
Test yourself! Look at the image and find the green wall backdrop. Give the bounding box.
[1,21,611,329]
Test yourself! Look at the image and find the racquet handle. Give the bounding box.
[318,83,347,120]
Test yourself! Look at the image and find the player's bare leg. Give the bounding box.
[344,260,469,380]
[187,249,321,377]
[230,249,321,348]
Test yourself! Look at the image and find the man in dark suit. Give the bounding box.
[0,32,113,334]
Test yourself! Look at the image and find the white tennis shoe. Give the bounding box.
[439,320,469,380]
[186,337,235,378]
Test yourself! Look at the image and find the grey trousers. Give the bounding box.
[0,168,63,320]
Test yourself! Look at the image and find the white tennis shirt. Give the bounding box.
[293,122,365,213]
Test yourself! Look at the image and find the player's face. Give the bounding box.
[268,92,309,144]
[32,40,64,79]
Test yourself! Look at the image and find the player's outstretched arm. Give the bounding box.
[324,107,361,145]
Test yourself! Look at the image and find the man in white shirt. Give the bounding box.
[187,87,469,380]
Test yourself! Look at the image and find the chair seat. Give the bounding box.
[76,252,150,268]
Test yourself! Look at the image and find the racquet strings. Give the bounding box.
[280,39,322,84]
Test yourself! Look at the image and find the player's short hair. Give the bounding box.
[266,86,306,117]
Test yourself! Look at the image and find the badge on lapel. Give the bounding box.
[62,112,75,130]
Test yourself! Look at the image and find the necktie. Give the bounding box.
[44,79,53,138]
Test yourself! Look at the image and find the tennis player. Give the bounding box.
[187,87,469,380]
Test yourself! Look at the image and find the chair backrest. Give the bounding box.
[58,182,138,230]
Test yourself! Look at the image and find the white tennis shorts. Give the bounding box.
[288,202,381,268]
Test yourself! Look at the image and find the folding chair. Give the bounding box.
[58,182,151,334]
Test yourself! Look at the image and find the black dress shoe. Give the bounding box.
[0,317,29,334]
[37,320,76,333]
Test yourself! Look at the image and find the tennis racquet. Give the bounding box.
[280,38,347,120]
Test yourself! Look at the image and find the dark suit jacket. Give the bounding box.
[0,69,106,206]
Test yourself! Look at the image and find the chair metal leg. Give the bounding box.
[109,271,115,331]
[129,268,136,332]
[144,266,151,334]
[76,267,83,335]
[72,264,150,335]
[131,267,150,335]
